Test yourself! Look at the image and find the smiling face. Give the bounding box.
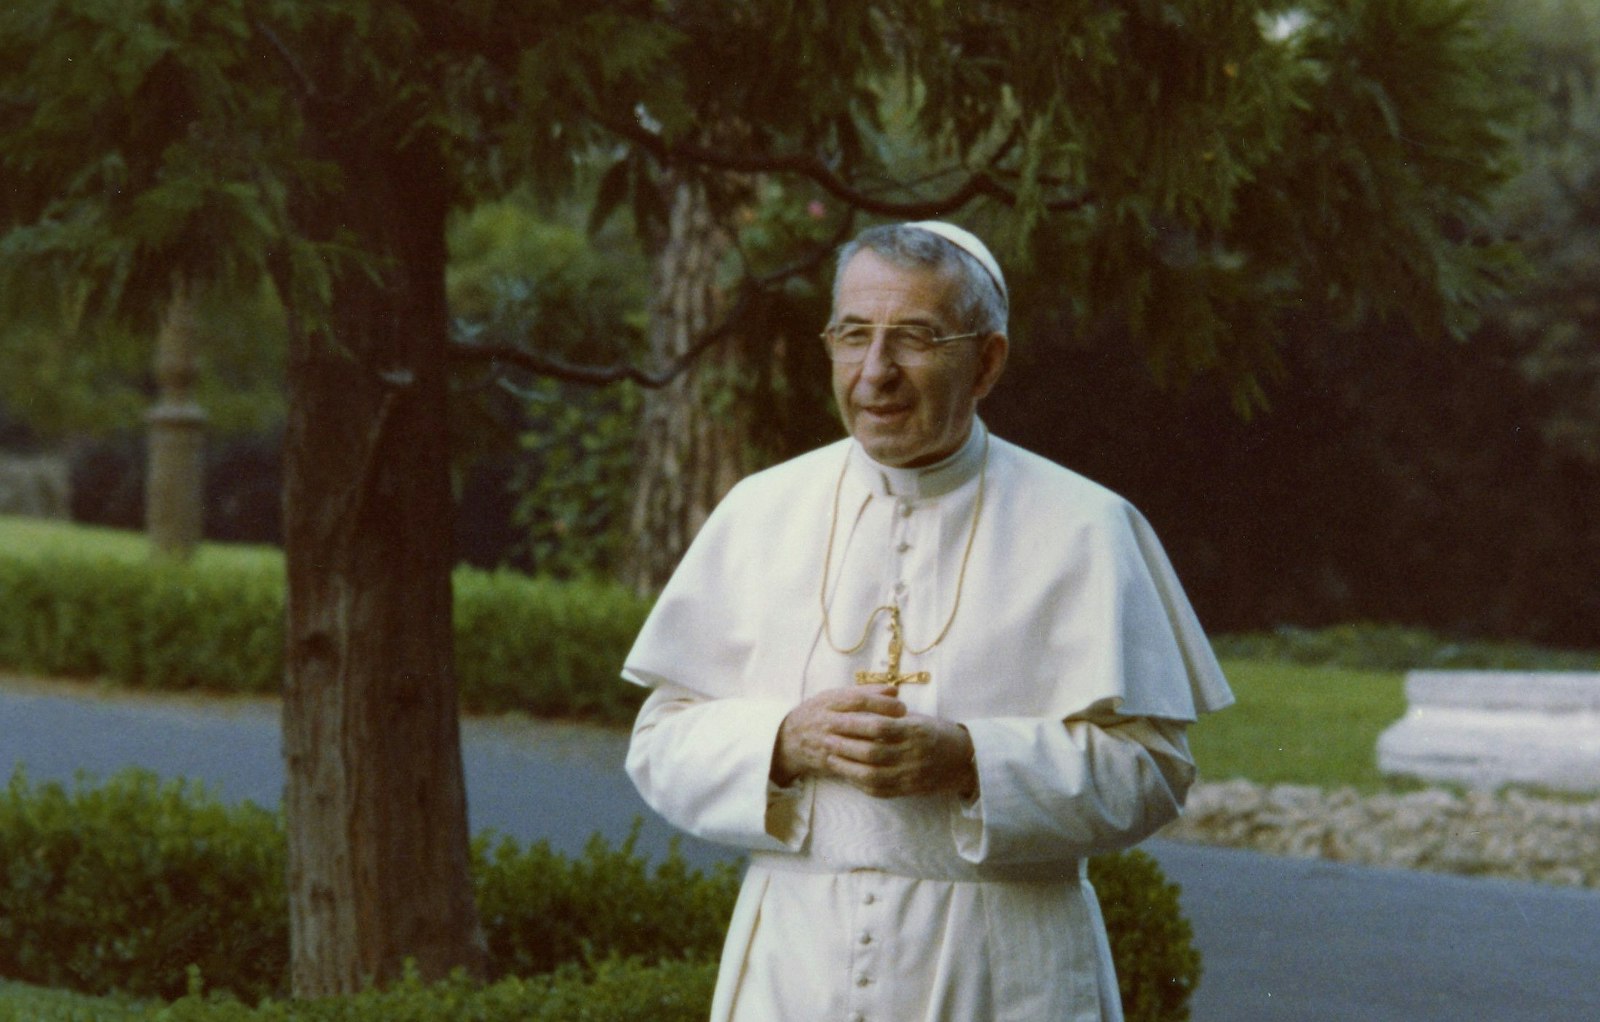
[829,250,1008,468]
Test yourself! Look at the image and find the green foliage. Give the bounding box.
[505,381,640,578]
[473,826,740,980]
[0,768,734,1004]
[0,0,685,337]
[0,979,152,1022]
[1480,0,1600,464]
[0,770,287,1002]
[2,0,1527,411]
[816,0,1525,412]
[0,275,288,444]
[446,196,649,362]
[147,961,718,1022]
[184,284,289,437]
[0,961,717,1022]
[444,193,651,579]
[451,569,649,721]
[0,522,285,692]
[1264,0,1524,339]
[0,0,327,328]
[0,517,650,722]
[0,313,147,439]
[1091,850,1202,1022]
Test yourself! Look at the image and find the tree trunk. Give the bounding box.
[280,137,486,996]
[625,175,754,593]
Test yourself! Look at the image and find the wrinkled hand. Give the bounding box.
[772,685,975,799]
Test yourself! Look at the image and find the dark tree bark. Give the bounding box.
[279,131,486,996]
[625,174,755,593]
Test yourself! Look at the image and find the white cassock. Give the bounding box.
[624,423,1234,1022]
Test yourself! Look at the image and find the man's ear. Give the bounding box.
[972,332,1008,401]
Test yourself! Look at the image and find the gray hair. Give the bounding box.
[832,224,1009,334]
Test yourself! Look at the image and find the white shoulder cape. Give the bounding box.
[623,434,1233,722]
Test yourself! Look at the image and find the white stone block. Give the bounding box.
[1377,671,1600,793]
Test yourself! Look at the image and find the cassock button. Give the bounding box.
[862,893,876,905]
[899,503,913,518]
[859,932,872,945]
[896,541,911,553]
[855,974,871,988]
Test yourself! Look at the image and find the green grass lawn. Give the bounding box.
[0,514,282,574]
[1189,658,1408,792]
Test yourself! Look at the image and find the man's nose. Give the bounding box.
[860,331,900,384]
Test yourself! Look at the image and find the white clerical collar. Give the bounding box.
[849,420,988,500]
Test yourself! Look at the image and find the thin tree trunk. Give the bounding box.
[625,175,753,593]
[279,137,486,996]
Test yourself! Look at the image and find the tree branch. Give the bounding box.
[597,114,1091,218]
[448,214,853,388]
[451,277,754,388]
[251,19,317,99]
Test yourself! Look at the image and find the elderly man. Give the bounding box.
[623,222,1233,1022]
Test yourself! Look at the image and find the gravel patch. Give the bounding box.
[1161,779,1600,889]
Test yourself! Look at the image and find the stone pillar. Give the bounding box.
[146,280,207,558]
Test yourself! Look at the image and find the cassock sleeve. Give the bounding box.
[950,710,1196,865]
[625,683,812,852]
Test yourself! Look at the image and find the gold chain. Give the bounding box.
[818,425,989,657]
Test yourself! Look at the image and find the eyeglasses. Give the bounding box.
[820,323,982,366]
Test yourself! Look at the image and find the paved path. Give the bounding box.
[5,678,1599,1021]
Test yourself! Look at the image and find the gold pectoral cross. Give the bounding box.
[854,605,931,686]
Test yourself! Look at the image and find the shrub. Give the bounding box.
[0,979,152,1022]
[0,769,732,1003]
[152,959,717,1022]
[452,570,649,721]
[474,826,740,979]
[0,521,285,695]
[0,770,287,1003]
[1092,849,1202,1022]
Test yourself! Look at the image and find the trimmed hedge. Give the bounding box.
[475,828,739,980]
[453,572,648,722]
[150,961,716,1022]
[0,768,1201,1022]
[0,769,738,1004]
[0,516,649,723]
[0,964,716,1022]
[0,770,287,1002]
